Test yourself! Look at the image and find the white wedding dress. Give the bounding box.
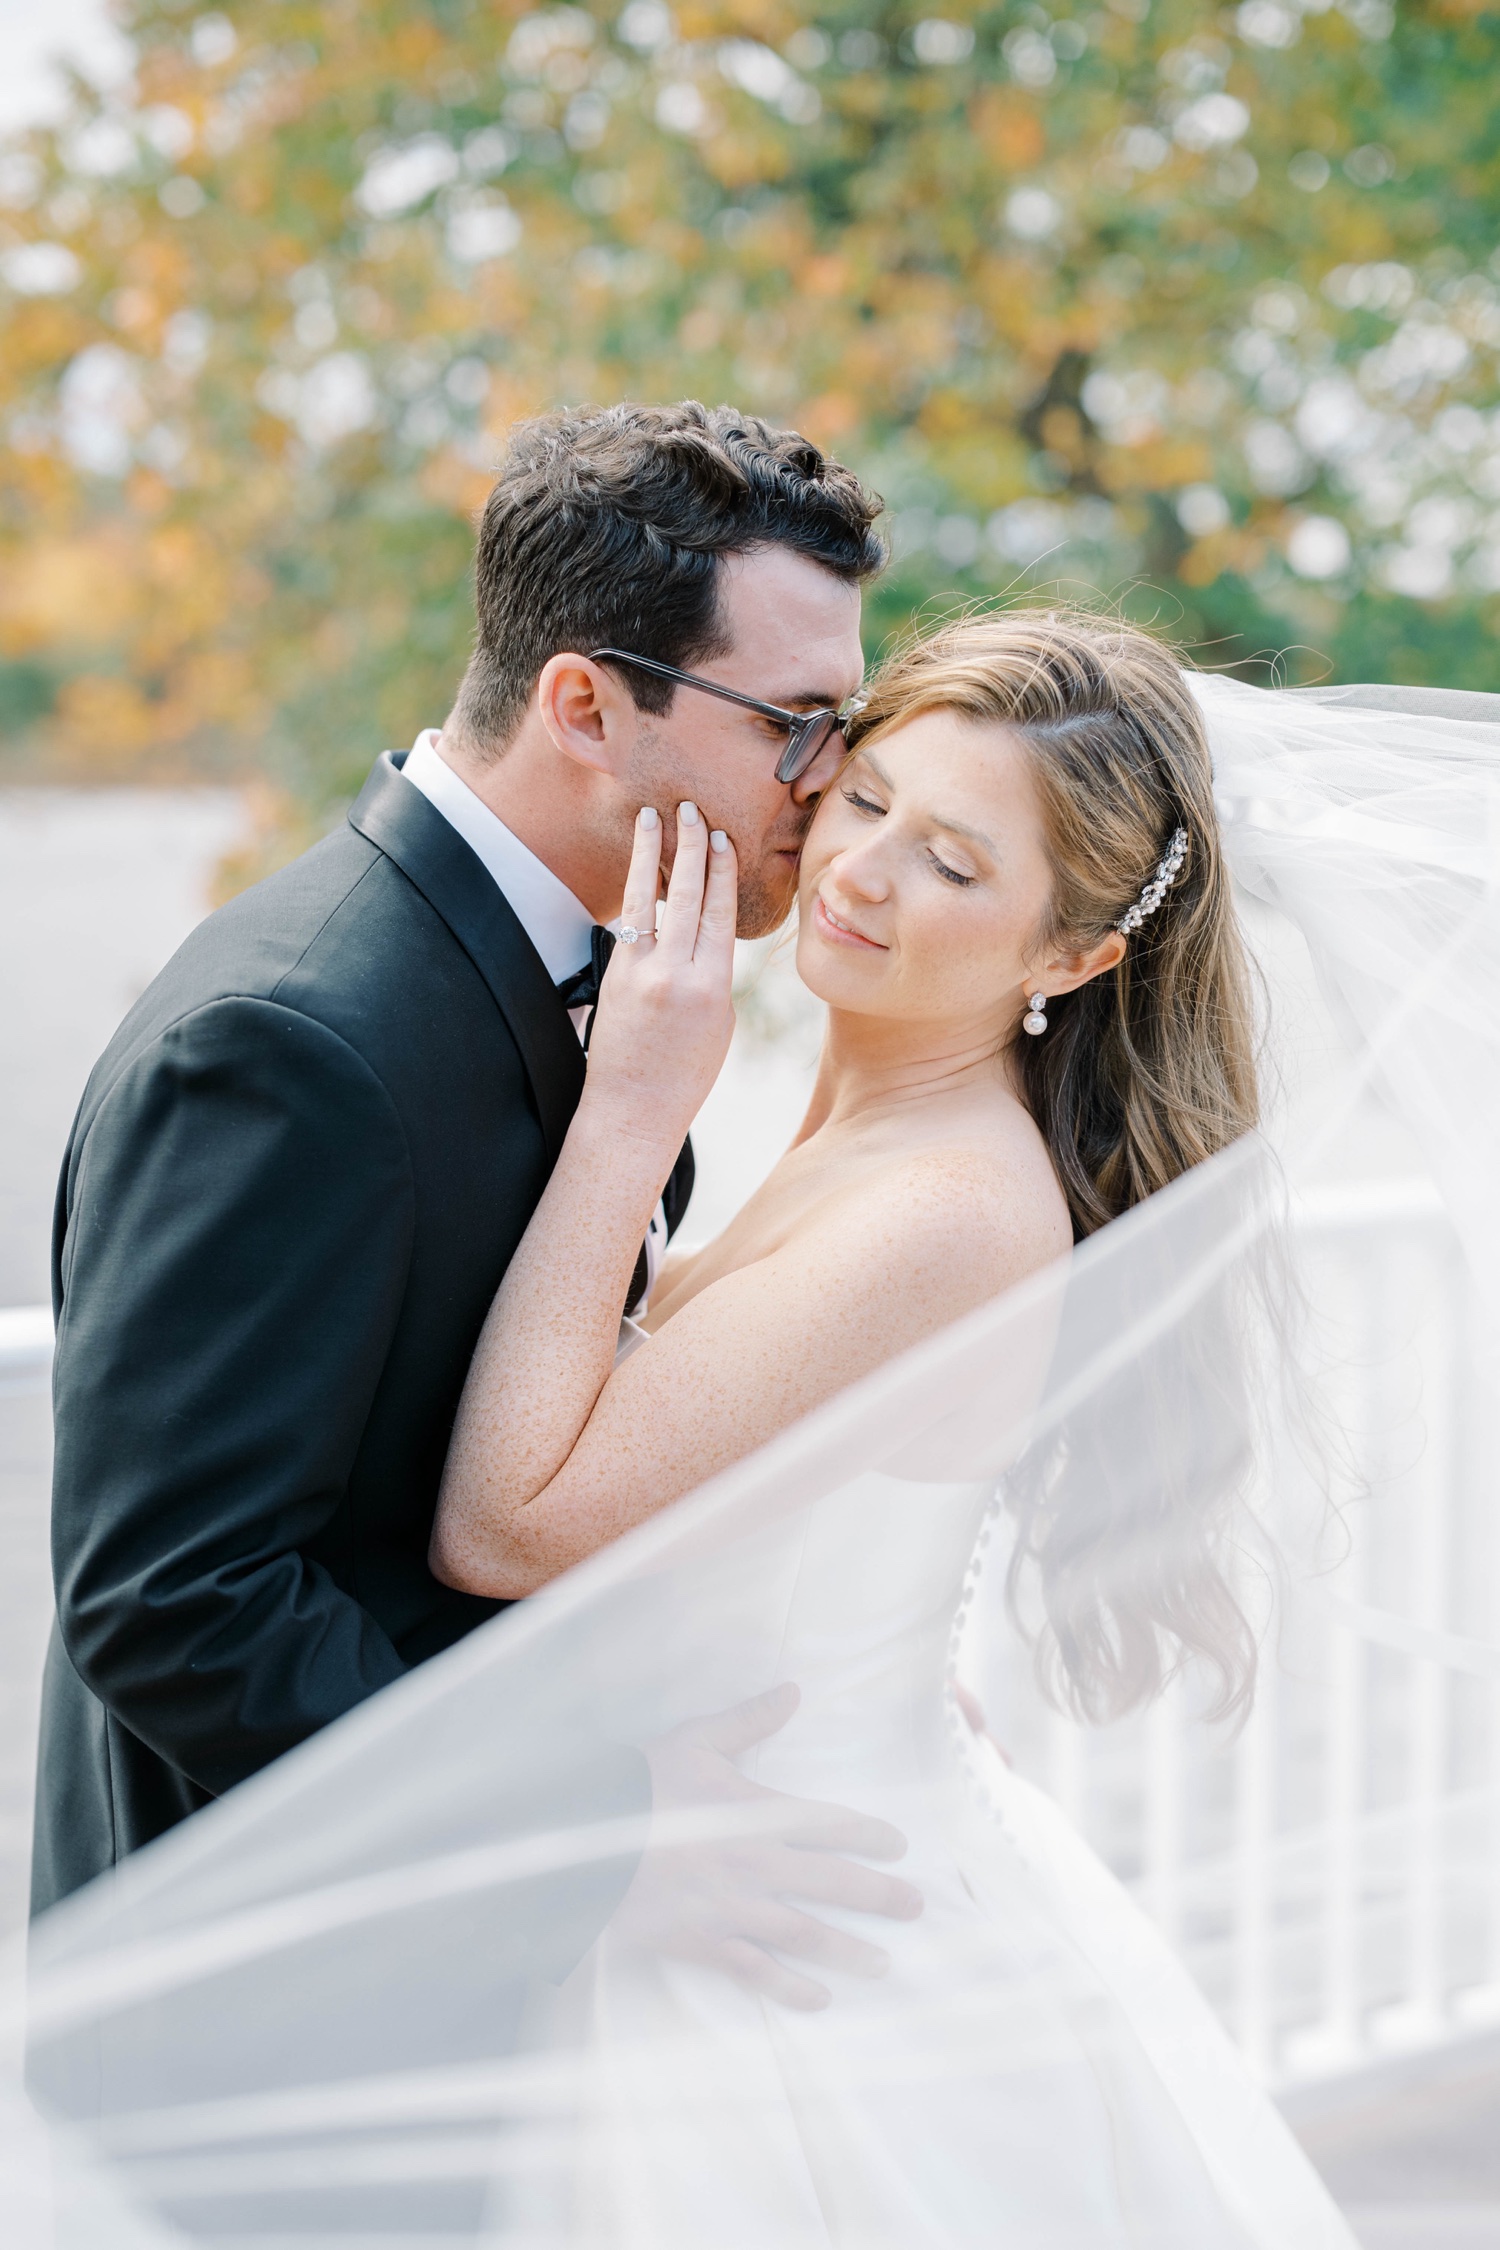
[9,675,1499,2247]
[553,1467,1350,2249]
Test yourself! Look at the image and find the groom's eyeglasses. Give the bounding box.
[590,649,866,786]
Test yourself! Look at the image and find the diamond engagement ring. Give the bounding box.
[618,925,646,945]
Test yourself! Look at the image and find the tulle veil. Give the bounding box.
[5,674,1500,2246]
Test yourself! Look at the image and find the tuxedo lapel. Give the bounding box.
[348,752,585,1161]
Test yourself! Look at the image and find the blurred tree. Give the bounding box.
[2,0,1499,810]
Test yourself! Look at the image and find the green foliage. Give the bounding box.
[1,0,1498,800]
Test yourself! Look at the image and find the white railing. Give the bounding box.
[1009,1177,1500,2091]
[0,1305,51,1398]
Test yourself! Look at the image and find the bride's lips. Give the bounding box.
[813,893,887,951]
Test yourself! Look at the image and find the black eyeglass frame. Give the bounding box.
[590,648,866,785]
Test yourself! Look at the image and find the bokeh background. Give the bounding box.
[2,0,1500,844]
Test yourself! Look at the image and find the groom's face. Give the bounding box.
[621,547,865,937]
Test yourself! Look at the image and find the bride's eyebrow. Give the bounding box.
[855,748,995,854]
[931,811,996,853]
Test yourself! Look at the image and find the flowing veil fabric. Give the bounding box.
[6,676,1500,2245]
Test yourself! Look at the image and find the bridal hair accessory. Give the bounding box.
[1116,826,1188,935]
[1022,992,1049,1036]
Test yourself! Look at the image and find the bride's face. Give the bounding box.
[796,710,1066,1034]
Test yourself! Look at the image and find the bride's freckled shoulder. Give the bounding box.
[646,1086,1068,1341]
[863,1105,1074,1306]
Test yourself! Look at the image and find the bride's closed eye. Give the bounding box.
[928,853,976,888]
[841,783,976,887]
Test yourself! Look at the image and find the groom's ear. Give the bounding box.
[536,653,635,778]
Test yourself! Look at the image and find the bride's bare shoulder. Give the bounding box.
[879,1126,1067,1260]
[794,1104,1071,1321]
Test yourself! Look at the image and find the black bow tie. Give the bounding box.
[554,925,616,1048]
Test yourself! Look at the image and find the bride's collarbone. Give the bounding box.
[731,1126,919,1237]
[651,1114,1029,1325]
[643,1149,869,1324]
[780,1090,1035,1198]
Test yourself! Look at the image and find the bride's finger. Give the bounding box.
[617,805,662,945]
[656,800,708,960]
[695,826,737,964]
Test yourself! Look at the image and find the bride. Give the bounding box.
[414,610,1349,2245]
[431,611,1255,1609]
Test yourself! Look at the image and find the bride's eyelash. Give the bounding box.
[929,854,976,888]
[842,786,974,885]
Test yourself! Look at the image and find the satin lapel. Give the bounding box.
[348,752,585,1162]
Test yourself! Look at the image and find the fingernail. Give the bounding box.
[709,828,728,853]
[639,805,659,831]
[679,801,700,826]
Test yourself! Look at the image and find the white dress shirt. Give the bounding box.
[400,729,667,1310]
[402,729,595,984]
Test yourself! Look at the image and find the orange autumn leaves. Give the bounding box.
[1,1,1498,795]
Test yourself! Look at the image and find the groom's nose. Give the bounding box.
[789,726,849,807]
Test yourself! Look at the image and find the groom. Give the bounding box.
[34,402,908,1998]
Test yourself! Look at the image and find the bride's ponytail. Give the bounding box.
[849,609,1259,1236]
[849,609,1264,1721]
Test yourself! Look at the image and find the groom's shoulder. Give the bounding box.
[129,816,411,1024]
[182,747,512,1014]
[80,811,480,1114]
[198,815,432,996]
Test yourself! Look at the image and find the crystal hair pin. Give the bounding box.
[1116,826,1188,935]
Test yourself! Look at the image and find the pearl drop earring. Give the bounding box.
[1023,991,1049,1036]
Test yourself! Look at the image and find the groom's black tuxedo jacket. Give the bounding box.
[33,752,685,1917]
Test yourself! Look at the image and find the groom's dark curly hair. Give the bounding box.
[451,401,886,753]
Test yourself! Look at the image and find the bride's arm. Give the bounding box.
[434,1142,1059,1598]
[432,790,1063,1595]
[430,800,741,1594]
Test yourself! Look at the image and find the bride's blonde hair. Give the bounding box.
[848,607,1259,1237]
[849,608,1264,1720]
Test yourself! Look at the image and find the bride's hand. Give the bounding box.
[582,800,738,1157]
[433,802,737,1593]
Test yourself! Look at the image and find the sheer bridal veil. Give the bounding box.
[6,675,1500,2246]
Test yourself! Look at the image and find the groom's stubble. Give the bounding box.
[622,721,811,940]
